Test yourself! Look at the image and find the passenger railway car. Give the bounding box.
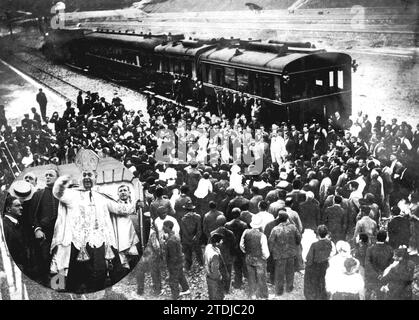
[43,28,352,126]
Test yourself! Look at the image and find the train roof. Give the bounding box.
[84,32,168,51]
[200,47,351,74]
[155,40,217,57]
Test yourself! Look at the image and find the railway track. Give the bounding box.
[2,52,83,106]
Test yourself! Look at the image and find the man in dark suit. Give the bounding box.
[36,88,47,121]
[286,180,306,213]
[364,230,393,300]
[312,132,327,155]
[296,132,309,160]
[284,131,296,160]
[225,208,248,289]
[298,191,320,232]
[226,187,250,221]
[3,196,27,271]
[211,215,236,294]
[323,195,346,242]
[31,168,60,287]
[387,206,411,249]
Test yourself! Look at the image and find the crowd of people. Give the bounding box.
[1,83,419,300]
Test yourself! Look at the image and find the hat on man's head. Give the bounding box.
[182,200,196,210]
[9,180,35,202]
[276,180,290,190]
[250,214,264,229]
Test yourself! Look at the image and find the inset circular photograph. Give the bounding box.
[1,149,148,295]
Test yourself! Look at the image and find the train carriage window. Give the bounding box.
[201,64,208,82]
[212,67,224,86]
[224,67,236,90]
[289,74,306,100]
[162,58,170,72]
[206,65,213,83]
[173,59,180,74]
[185,62,192,78]
[249,72,258,95]
[258,74,274,100]
[236,69,249,92]
[329,71,334,88]
[274,76,281,101]
[338,70,344,89]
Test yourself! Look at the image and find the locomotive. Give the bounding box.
[43,28,352,126]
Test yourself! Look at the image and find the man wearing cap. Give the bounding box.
[240,214,270,299]
[163,220,190,299]
[225,208,248,289]
[204,233,225,300]
[180,201,203,271]
[174,185,192,223]
[268,212,301,295]
[210,215,236,293]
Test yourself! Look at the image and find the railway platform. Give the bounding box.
[0,58,68,129]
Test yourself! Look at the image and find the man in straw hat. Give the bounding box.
[2,194,28,272]
[50,149,130,293]
[240,214,270,299]
[6,180,36,270]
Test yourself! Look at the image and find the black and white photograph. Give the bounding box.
[0,0,418,302]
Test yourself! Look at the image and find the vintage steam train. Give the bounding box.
[42,28,352,126]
